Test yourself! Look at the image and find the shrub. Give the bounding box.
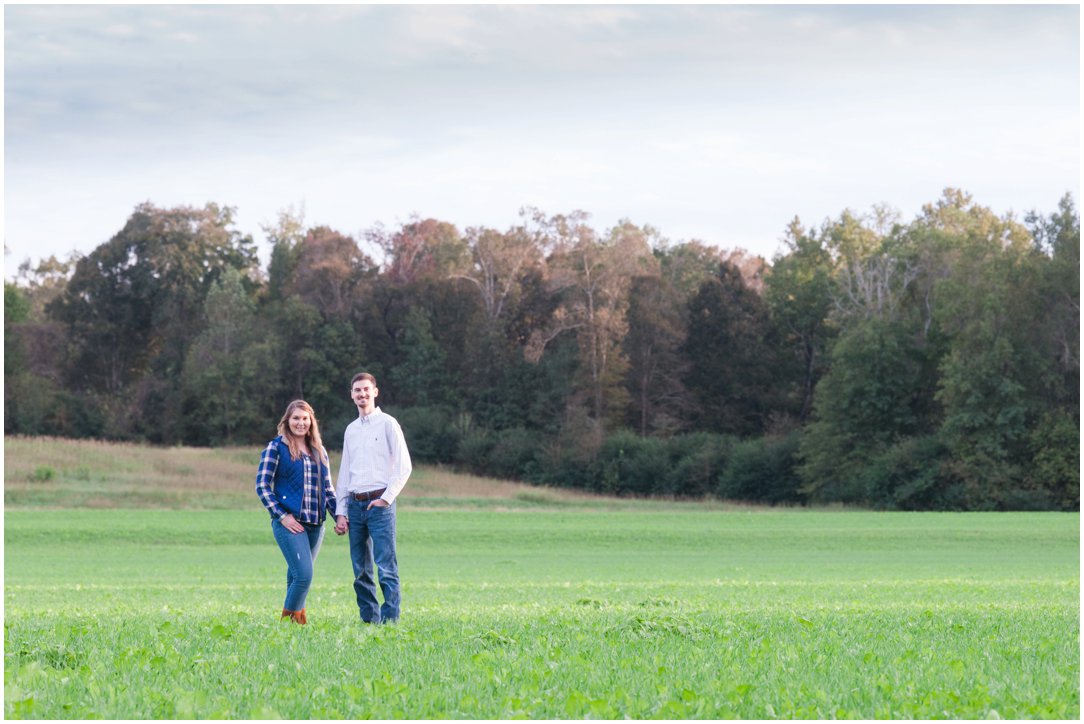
[662,432,736,497]
[487,427,542,481]
[863,435,951,510]
[527,410,603,490]
[597,431,669,496]
[1026,410,1079,510]
[392,405,460,464]
[457,428,496,475]
[30,466,56,482]
[717,432,802,504]
[528,438,597,490]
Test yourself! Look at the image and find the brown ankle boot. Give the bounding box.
[281,608,294,621]
[291,608,307,624]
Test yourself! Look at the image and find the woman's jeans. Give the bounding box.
[271,518,325,611]
[347,499,400,623]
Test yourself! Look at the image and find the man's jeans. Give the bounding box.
[347,498,400,623]
[271,518,325,612]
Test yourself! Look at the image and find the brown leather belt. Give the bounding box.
[351,488,387,502]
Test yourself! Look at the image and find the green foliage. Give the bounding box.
[390,306,454,407]
[48,203,256,394]
[932,231,1055,507]
[393,405,463,464]
[4,379,105,439]
[29,465,55,482]
[862,435,952,510]
[684,262,780,436]
[181,268,269,445]
[1025,410,1080,511]
[623,273,690,435]
[799,319,925,503]
[5,192,1078,511]
[458,426,542,481]
[660,432,734,497]
[4,282,31,323]
[597,430,670,495]
[717,432,802,504]
[764,220,837,420]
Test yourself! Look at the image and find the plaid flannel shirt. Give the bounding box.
[255,437,336,524]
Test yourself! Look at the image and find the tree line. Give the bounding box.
[5,189,1078,510]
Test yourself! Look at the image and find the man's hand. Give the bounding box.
[367,499,389,510]
[334,515,349,535]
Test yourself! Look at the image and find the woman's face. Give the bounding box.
[288,410,311,438]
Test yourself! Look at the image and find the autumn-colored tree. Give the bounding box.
[530,214,657,426]
[291,226,377,319]
[453,221,543,327]
[624,273,690,435]
[368,216,469,284]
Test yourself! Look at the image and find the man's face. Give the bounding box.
[352,380,378,414]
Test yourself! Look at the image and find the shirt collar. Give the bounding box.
[358,406,382,424]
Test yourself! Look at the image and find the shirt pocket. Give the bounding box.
[368,430,390,466]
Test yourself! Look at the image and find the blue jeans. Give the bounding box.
[347,499,399,623]
[271,518,325,611]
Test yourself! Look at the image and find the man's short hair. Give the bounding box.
[351,372,377,388]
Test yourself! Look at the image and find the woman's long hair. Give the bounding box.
[276,400,325,462]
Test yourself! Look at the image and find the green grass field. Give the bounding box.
[3,437,1080,719]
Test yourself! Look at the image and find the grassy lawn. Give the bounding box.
[3,436,1079,718]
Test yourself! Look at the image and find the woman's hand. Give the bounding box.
[280,513,305,533]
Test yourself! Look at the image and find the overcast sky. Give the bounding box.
[4,3,1080,276]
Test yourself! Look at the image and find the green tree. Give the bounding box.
[4,281,31,323]
[933,216,1059,508]
[390,305,455,408]
[798,318,925,503]
[683,261,779,437]
[49,203,256,394]
[267,296,365,438]
[1026,193,1079,415]
[47,203,257,441]
[181,268,271,444]
[764,218,837,421]
[13,254,77,321]
[262,205,307,301]
[623,273,690,435]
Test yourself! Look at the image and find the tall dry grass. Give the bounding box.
[2,435,622,510]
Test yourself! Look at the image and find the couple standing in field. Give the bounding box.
[254,372,413,625]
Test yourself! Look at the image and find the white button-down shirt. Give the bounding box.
[334,407,412,516]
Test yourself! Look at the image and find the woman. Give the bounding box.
[255,400,337,624]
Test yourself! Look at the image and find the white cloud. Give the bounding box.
[3,3,1078,273]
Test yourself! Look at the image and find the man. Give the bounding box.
[334,372,412,624]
